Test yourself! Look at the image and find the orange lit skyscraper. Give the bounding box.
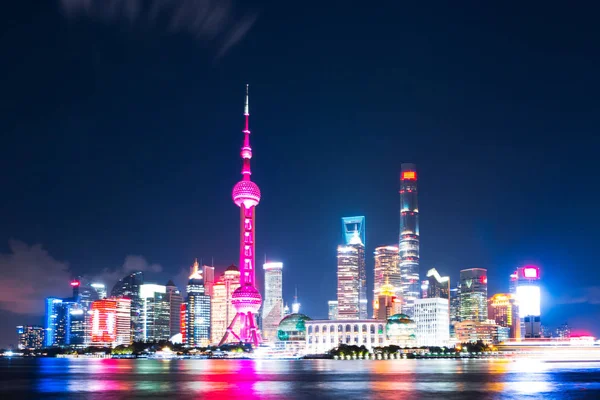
[488,293,520,339]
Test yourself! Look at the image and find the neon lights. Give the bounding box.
[522,266,540,279]
[402,171,416,180]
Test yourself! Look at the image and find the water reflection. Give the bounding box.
[3,358,600,399]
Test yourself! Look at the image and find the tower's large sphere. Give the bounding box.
[231,284,262,314]
[232,180,261,208]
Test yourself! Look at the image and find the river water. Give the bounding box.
[1,358,600,399]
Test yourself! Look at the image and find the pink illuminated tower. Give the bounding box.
[219,85,262,347]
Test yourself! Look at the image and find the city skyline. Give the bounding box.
[1,1,600,348]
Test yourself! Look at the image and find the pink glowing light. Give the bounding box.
[219,84,262,347]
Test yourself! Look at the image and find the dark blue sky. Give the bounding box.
[1,1,599,347]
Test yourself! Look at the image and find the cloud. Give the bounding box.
[60,0,258,57]
[554,286,600,306]
[0,240,72,315]
[94,255,162,292]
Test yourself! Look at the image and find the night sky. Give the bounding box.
[1,1,599,347]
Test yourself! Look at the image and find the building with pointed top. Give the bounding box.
[336,230,366,320]
[185,260,211,346]
[399,163,420,317]
[219,85,263,347]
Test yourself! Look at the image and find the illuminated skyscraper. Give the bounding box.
[211,265,241,344]
[262,262,283,341]
[342,217,367,318]
[399,163,419,317]
[111,271,144,341]
[90,297,131,347]
[16,326,45,350]
[166,280,183,338]
[219,85,262,347]
[414,298,450,347]
[459,268,488,322]
[140,284,170,341]
[203,265,215,297]
[374,280,401,320]
[426,268,450,301]
[186,260,211,346]
[450,284,460,323]
[91,283,107,300]
[373,246,400,299]
[488,293,520,339]
[336,238,364,320]
[45,297,64,347]
[512,266,542,338]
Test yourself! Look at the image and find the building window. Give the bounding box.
[362,324,367,333]
[315,326,319,333]
[308,326,313,334]
[353,325,359,333]
[338,325,343,333]
[330,325,335,333]
[345,325,351,333]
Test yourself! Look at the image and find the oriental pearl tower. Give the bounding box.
[219,85,262,347]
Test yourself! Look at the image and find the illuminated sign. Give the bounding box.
[516,285,541,317]
[522,266,540,279]
[402,171,416,180]
[263,262,283,270]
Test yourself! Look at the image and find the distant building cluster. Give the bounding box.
[14,87,564,355]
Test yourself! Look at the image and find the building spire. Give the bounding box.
[241,84,252,180]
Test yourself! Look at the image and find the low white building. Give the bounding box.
[413,298,450,347]
[305,320,387,354]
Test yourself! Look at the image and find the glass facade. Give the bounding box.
[373,246,400,303]
[399,163,419,317]
[337,244,362,320]
[459,268,488,322]
[262,262,284,341]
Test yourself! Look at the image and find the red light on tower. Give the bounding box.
[402,171,416,180]
[70,280,80,287]
[479,275,488,284]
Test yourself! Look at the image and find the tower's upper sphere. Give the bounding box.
[232,180,261,208]
[231,284,262,314]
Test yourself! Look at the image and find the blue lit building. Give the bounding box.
[341,216,367,319]
[186,260,211,347]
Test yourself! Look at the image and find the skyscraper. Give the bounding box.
[459,268,488,322]
[203,265,215,297]
[111,271,144,341]
[211,265,241,344]
[45,297,64,347]
[90,298,131,347]
[488,293,520,339]
[374,280,401,320]
[139,284,170,341]
[426,268,450,301]
[166,280,183,338]
[512,265,542,338]
[414,298,450,347]
[373,245,400,300]
[399,163,419,317]
[342,217,367,319]
[336,242,361,320]
[187,260,211,347]
[219,85,262,347]
[450,283,461,323]
[262,262,283,341]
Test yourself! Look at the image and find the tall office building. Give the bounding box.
[488,293,520,339]
[45,297,64,347]
[399,163,419,317]
[337,240,362,320]
[511,266,542,338]
[450,284,461,323]
[211,265,241,344]
[16,326,45,350]
[374,280,401,320]
[413,298,450,347]
[373,246,400,301]
[111,271,144,341]
[91,283,107,300]
[203,265,215,297]
[262,262,284,341]
[90,298,131,347]
[166,280,183,338]
[139,284,170,341]
[328,300,338,320]
[186,260,211,347]
[426,268,450,301]
[459,268,488,322]
[341,217,367,319]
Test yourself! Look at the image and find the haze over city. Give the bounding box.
[1,0,600,349]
